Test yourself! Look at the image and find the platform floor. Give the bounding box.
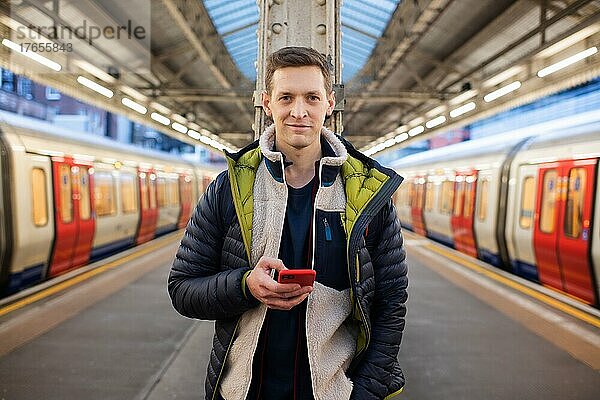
[0,233,598,399]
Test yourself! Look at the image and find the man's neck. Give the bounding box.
[276,138,321,189]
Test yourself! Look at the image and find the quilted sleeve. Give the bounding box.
[168,171,259,320]
[351,200,409,399]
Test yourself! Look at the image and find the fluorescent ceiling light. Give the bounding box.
[483,81,521,102]
[449,89,478,105]
[151,102,171,115]
[172,122,188,134]
[121,97,147,114]
[73,60,116,83]
[2,38,62,71]
[395,132,409,143]
[450,102,476,118]
[426,115,446,129]
[483,66,523,88]
[77,76,113,98]
[151,112,170,125]
[408,125,425,136]
[188,129,201,140]
[383,138,396,148]
[537,47,598,77]
[120,86,147,102]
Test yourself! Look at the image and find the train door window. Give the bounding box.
[157,177,167,207]
[121,173,137,213]
[59,165,73,223]
[453,181,464,217]
[31,168,48,226]
[519,176,535,229]
[425,182,434,211]
[564,168,586,238]
[149,175,157,209]
[464,178,475,218]
[94,171,116,217]
[540,170,558,233]
[439,180,454,214]
[416,183,425,209]
[168,179,180,206]
[79,167,91,220]
[478,178,489,221]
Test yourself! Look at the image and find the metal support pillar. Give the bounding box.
[254,0,343,139]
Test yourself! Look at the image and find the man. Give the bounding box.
[168,46,408,400]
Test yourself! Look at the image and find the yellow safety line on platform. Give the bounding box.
[424,244,600,329]
[0,236,180,318]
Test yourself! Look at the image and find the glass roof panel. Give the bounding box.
[204,0,401,81]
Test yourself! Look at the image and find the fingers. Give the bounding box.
[256,256,286,272]
[264,292,311,311]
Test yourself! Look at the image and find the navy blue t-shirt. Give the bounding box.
[247,178,315,400]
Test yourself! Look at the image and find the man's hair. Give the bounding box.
[265,46,333,95]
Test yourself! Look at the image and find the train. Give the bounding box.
[391,111,600,308]
[0,110,222,297]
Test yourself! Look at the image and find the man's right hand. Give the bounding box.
[246,256,313,310]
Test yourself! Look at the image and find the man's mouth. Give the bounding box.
[286,124,311,128]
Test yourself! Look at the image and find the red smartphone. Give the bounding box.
[277,269,316,287]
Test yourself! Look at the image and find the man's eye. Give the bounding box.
[279,96,291,101]
[309,96,320,101]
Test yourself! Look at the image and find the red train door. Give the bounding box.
[534,163,563,291]
[135,167,158,244]
[557,159,597,304]
[177,174,193,229]
[451,170,478,257]
[411,176,427,235]
[70,163,95,268]
[48,158,96,277]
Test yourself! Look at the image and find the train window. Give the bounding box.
[94,172,116,217]
[453,181,464,217]
[519,177,535,229]
[564,168,586,238]
[168,179,180,206]
[478,179,489,221]
[59,164,73,223]
[149,176,157,209]
[464,180,475,218]
[157,177,167,207]
[439,180,454,214]
[425,182,434,211]
[79,167,91,220]
[31,168,48,226]
[121,173,137,213]
[540,170,558,234]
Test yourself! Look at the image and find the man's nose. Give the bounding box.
[290,100,308,118]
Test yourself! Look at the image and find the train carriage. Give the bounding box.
[0,111,222,296]
[392,113,600,307]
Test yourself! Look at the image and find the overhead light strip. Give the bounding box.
[77,76,113,98]
[537,46,598,77]
[121,97,147,114]
[483,81,521,102]
[2,38,62,71]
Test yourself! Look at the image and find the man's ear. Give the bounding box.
[262,91,272,117]
[326,91,336,116]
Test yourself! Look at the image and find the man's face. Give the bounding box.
[263,66,335,151]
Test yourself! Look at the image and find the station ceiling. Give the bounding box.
[1,0,600,153]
